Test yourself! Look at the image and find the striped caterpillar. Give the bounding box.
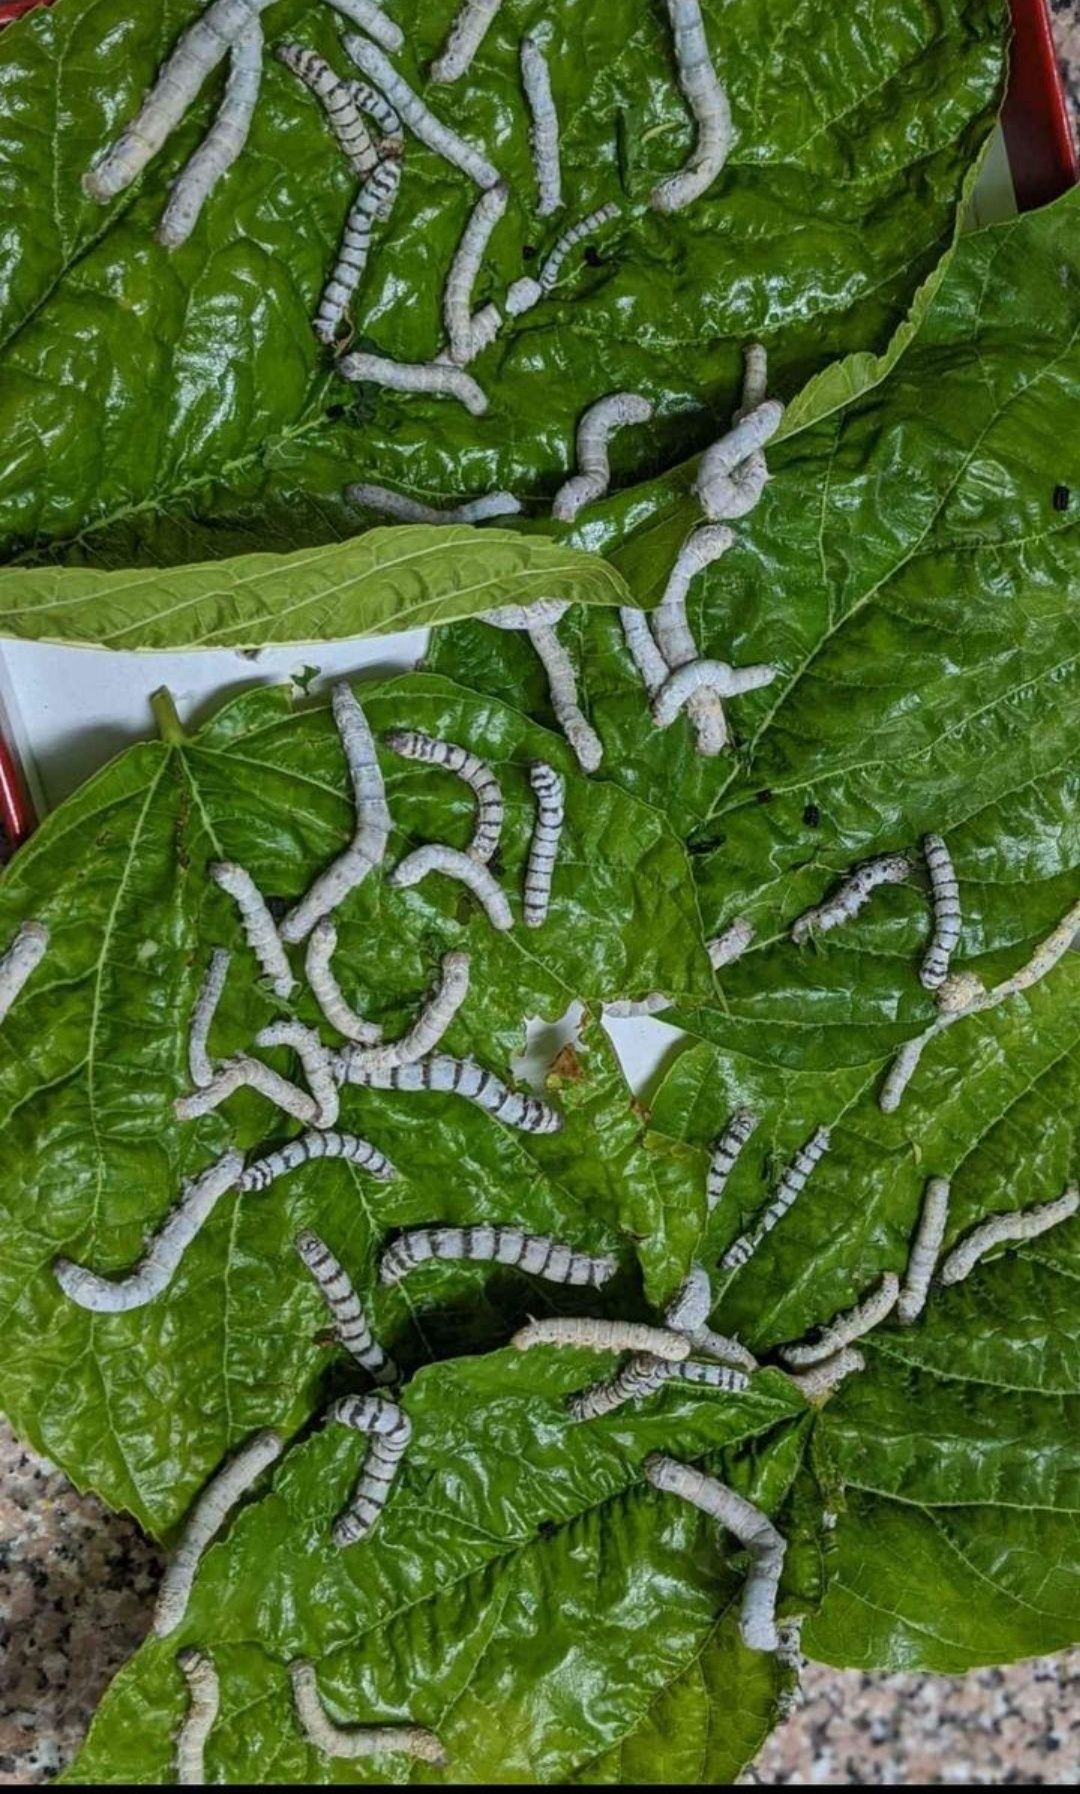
[324,0,404,53]
[651,0,734,214]
[388,843,512,930]
[54,1150,244,1314]
[339,951,470,1074]
[350,81,403,140]
[379,1224,615,1288]
[289,1660,446,1764]
[648,523,735,755]
[158,21,262,249]
[305,918,383,1045]
[295,1230,396,1381]
[939,1184,1079,1287]
[338,1051,562,1133]
[897,1177,950,1324]
[338,351,489,415]
[324,1392,411,1545]
[511,1317,690,1360]
[153,1428,283,1636]
[652,656,777,728]
[675,1359,748,1388]
[707,917,754,969]
[242,1129,395,1191]
[920,834,961,990]
[505,203,621,317]
[315,159,402,346]
[188,949,230,1090]
[521,34,561,216]
[645,1454,784,1652]
[209,862,294,997]
[779,1271,899,1368]
[721,1126,832,1271]
[0,920,48,1024]
[786,1345,864,1402]
[83,0,276,203]
[174,1054,319,1125]
[790,854,911,945]
[444,181,509,365]
[552,392,655,523]
[430,0,502,83]
[280,683,391,945]
[341,33,500,188]
[663,1268,759,1371]
[567,1352,673,1421]
[254,1020,339,1128]
[479,602,602,772]
[345,484,520,524]
[524,762,564,928]
[176,1648,220,1786]
[385,729,503,864]
[694,400,784,523]
[275,43,378,176]
[707,1108,759,1213]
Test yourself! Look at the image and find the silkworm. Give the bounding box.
[691,1326,759,1373]
[54,1150,244,1314]
[693,401,785,523]
[339,1052,562,1133]
[280,683,391,945]
[663,1265,711,1332]
[324,0,404,53]
[174,1054,319,1124]
[254,1021,339,1128]
[379,1224,614,1287]
[176,1649,219,1786]
[511,1317,690,1360]
[878,1028,936,1113]
[786,1346,864,1402]
[242,1129,395,1192]
[650,0,734,214]
[209,862,295,997]
[653,657,777,729]
[721,1126,832,1271]
[568,1352,674,1420]
[707,917,754,969]
[524,762,565,928]
[345,484,520,523]
[672,1359,749,1390]
[521,33,561,215]
[341,33,500,187]
[936,969,987,1017]
[431,0,502,82]
[505,275,543,317]
[897,1177,950,1325]
[350,80,402,138]
[649,524,737,755]
[775,1618,805,1720]
[552,392,654,523]
[289,1660,445,1763]
[707,1109,759,1213]
[539,202,621,293]
[276,43,379,175]
[738,341,768,416]
[0,920,48,1023]
[528,624,604,772]
[604,993,670,1017]
[780,1272,900,1368]
[644,1454,785,1652]
[315,158,402,345]
[790,854,911,945]
[983,894,1080,1005]
[187,949,230,1090]
[444,180,509,364]
[324,1393,411,1545]
[384,729,503,864]
[305,918,382,1045]
[295,1229,396,1381]
[342,951,471,1073]
[83,0,275,203]
[920,834,961,990]
[939,1184,1079,1287]
[480,598,569,630]
[619,607,670,698]
[388,843,512,930]
[154,1428,283,1636]
[157,21,262,248]
[337,351,488,414]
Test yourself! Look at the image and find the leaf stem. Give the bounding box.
[151,687,189,746]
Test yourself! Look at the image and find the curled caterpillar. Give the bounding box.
[551,392,654,523]
[721,1126,832,1271]
[694,400,784,523]
[324,0,404,54]
[388,842,512,930]
[521,33,561,215]
[188,949,231,1090]
[275,43,379,177]
[289,1659,445,1763]
[524,762,565,928]
[920,834,962,990]
[341,32,499,188]
[176,1648,220,1785]
[897,1177,950,1325]
[174,1054,319,1125]
[255,1021,340,1129]
[295,1230,396,1381]
[650,0,734,213]
[651,656,777,728]
[568,1352,674,1420]
[323,1392,411,1545]
[154,1428,283,1636]
[380,1224,614,1287]
[385,729,503,864]
[511,1317,690,1360]
[444,180,509,364]
[779,1271,899,1368]
[707,1108,759,1213]
[241,1129,395,1192]
[527,623,603,772]
[338,1052,562,1133]
[315,158,401,346]
[786,1345,864,1402]
[645,1453,784,1651]
[305,918,382,1045]
[539,202,620,293]
[0,920,49,1024]
[940,1184,1079,1286]
[209,862,294,997]
[281,683,391,945]
[341,951,471,1074]
[338,350,489,414]
[345,484,520,523]
[430,0,502,83]
[158,21,262,249]
[707,917,754,969]
[790,854,911,945]
[649,524,737,755]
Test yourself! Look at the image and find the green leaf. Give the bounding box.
[0,0,1004,578]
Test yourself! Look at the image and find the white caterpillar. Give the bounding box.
[878,1031,934,1115]
[936,969,988,1017]
[444,181,509,364]
[619,607,670,698]
[663,1267,758,1371]
[652,657,777,728]
[435,298,501,365]
[345,484,520,523]
[920,834,962,990]
[527,623,603,772]
[83,0,276,203]
[648,524,737,756]
[721,1126,832,1271]
[691,1326,758,1373]
[650,0,734,214]
[974,894,1080,1007]
[341,33,500,187]
[385,729,503,864]
[158,21,262,248]
[567,1352,674,1420]
[281,683,391,945]
[174,1054,319,1124]
[694,400,784,523]
[388,843,512,930]
[707,917,754,969]
[337,350,489,414]
[480,599,569,630]
[305,918,383,1045]
[153,1428,283,1636]
[242,1129,395,1191]
[790,854,911,945]
[54,1150,244,1314]
[295,1229,396,1381]
[188,949,230,1090]
[342,951,471,1073]
[940,1184,1079,1286]
[511,1317,690,1360]
[276,43,379,176]
[176,1648,220,1786]
[779,1271,900,1368]
[324,0,404,53]
[350,80,402,139]
[707,1108,759,1212]
[552,392,654,523]
[786,1345,864,1402]
[0,920,49,1024]
[379,1224,614,1287]
[524,762,565,928]
[338,1053,563,1134]
[645,1454,784,1652]
[324,1392,411,1545]
[521,33,561,215]
[209,861,295,997]
[897,1177,950,1325]
[315,158,401,345]
[430,0,502,83]
[253,1021,340,1129]
[289,1660,445,1764]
